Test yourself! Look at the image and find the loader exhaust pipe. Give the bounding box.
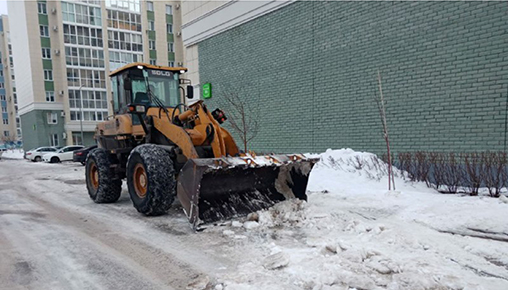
[177,155,317,228]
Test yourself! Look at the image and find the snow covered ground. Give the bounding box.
[1,149,508,290]
[206,149,508,290]
[0,149,24,159]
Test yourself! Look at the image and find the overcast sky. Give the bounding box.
[0,0,7,16]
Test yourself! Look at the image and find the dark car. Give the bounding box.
[73,145,97,165]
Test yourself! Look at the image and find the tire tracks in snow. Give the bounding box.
[0,161,232,289]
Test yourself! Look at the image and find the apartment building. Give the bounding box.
[0,15,21,144]
[8,0,183,151]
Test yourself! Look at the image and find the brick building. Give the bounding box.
[182,1,508,155]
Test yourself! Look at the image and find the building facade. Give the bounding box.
[182,1,508,155]
[0,15,21,144]
[8,0,183,150]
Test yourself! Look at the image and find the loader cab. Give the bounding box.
[110,63,187,116]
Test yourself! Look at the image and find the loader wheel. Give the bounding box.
[86,148,122,203]
[126,144,176,216]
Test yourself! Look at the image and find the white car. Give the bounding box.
[43,145,84,163]
[25,146,59,162]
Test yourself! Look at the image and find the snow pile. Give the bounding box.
[257,199,306,228]
[212,148,508,290]
[307,148,426,194]
[1,149,24,159]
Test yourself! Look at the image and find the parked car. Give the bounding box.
[73,145,97,165]
[24,147,59,162]
[43,145,84,163]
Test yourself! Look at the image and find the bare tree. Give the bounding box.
[374,71,396,190]
[220,90,260,153]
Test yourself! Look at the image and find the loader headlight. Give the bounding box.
[127,104,146,114]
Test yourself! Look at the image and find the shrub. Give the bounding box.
[395,151,507,197]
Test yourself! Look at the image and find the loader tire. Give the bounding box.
[126,144,176,216]
[86,148,122,203]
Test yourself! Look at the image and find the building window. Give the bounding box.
[66,68,106,89]
[147,1,154,11]
[40,25,49,37]
[168,61,174,67]
[72,133,82,145]
[165,5,172,15]
[63,24,103,48]
[106,0,140,13]
[49,133,59,146]
[68,89,108,121]
[65,47,105,68]
[46,91,55,102]
[149,40,156,50]
[0,95,5,101]
[2,119,7,125]
[0,83,4,89]
[3,131,9,137]
[0,70,3,77]
[167,42,173,52]
[62,2,102,26]
[1,106,6,113]
[47,112,58,124]
[149,59,156,65]
[44,70,53,81]
[42,47,51,59]
[109,51,143,71]
[106,10,142,32]
[148,21,155,31]
[38,2,47,14]
[166,23,172,34]
[107,30,143,52]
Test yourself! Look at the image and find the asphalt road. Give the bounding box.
[0,159,232,290]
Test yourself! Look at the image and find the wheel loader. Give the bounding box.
[86,62,317,228]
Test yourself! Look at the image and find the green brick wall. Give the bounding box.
[198,1,508,155]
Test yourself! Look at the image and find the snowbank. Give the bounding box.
[308,148,430,193]
[1,149,24,159]
[208,149,508,290]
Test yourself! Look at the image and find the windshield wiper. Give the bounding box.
[143,73,172,123]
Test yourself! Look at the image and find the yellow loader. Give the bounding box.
[86,63,316,228]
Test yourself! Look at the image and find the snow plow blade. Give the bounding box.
[177,154,317,228]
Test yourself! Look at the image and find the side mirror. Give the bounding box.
[186,85,194,99]
[124,78,132,91]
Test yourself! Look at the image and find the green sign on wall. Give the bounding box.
[202,83,212,99]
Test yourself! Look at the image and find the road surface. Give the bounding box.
[0,160,232,290]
